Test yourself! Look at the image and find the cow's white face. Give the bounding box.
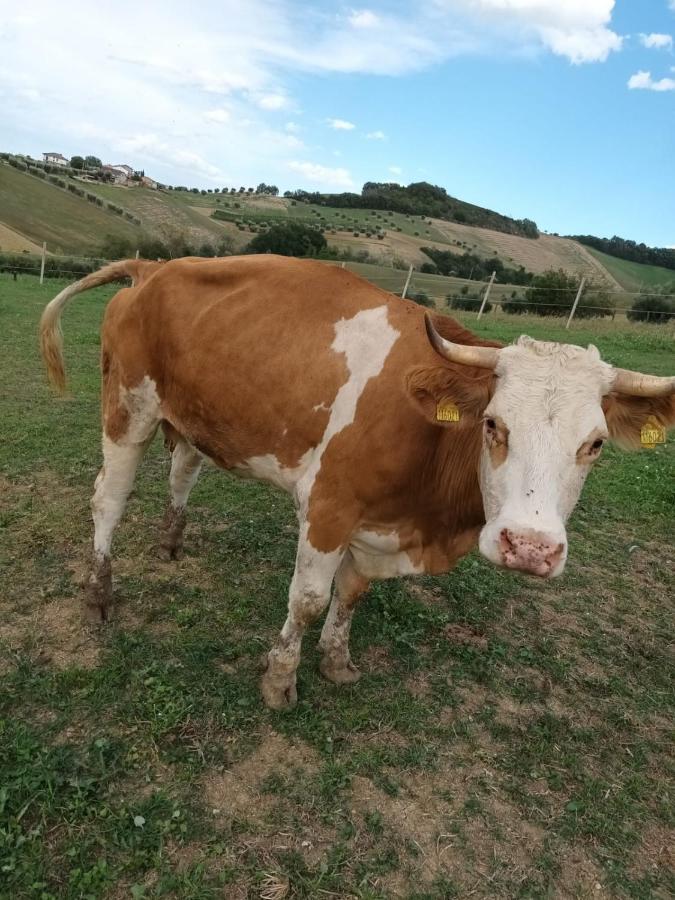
[477,338,614,577]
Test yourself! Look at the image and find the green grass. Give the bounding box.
[585,247,675,292]
[1,273,673,898]
[0,164,141,256]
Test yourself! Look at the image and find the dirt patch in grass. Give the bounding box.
[205,729,320,820]
[0,594,101,670]
[349,761,547,894]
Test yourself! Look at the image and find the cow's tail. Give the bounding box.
[39,259,161,393]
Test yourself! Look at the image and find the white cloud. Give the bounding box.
[255,92,289,110]
[366,130,386,140]
[349,9,380,29]
[628,70,675,91]
[438,0,623,63]
[389,165,402,176]
[639,33,673,50]
[204,108,231,124]
[327,118,356,130]
[287,161,354,188]
[285,121,300,133]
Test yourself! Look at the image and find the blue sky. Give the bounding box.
[1,1,674,245]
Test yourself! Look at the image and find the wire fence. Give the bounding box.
[2,250,674,326]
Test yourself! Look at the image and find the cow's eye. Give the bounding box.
[485,418,496,431]
[591,439,604,452]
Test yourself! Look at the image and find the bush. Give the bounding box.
[245,222,327,257]
[447,293,491,313]
[627,293,674,324]
[407,290,434,308]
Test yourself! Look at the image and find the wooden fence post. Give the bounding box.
[565,276,586,329]
[39,242,47,284]
[477,271,496,319]
[401,264,414,299]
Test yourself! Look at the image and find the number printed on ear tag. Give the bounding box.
[436,400,460,423]
[640,417,666,449]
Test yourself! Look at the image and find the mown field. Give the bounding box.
[0,165,141,256]
[584,248,675,293]
[1,274,673,899]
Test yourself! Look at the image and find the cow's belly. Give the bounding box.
[349,529,425,579]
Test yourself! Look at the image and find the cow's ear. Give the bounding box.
[603,392,675,449]
[405,365,494,425]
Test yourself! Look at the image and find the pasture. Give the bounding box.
[1,274,673,899]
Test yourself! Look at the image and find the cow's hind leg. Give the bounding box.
[261,533,343,710]
[318,553,369,685]
[159,434,203,560]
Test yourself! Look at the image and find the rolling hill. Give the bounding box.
[1,160,671,295]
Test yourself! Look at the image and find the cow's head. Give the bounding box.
[421,316,675,578]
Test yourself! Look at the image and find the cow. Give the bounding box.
[39,255,674,709]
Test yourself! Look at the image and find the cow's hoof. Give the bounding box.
[320,657,361,685]
[83,599,112,626]
[158,543,183,562]
[261,670,298,710]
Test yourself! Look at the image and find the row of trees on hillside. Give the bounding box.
[283,182,539,239]
[572,234,675,272]
[420,246,533,285]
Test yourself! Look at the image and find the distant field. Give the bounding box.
[585,247,675,292]
[0,221,44,253]
[1,273,672,898]
[0,163,141,255]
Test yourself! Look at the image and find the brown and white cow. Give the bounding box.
[40,255,674,708]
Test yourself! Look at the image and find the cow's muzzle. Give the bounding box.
[497,528,566,578]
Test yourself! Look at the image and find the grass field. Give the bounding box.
[0,164,141,256]
[1,274,673,899]
[585,248,675,293]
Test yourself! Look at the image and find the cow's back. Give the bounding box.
[102,255,420,479]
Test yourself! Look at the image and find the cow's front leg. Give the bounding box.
[261,535,343,710]
[319,553,369,684]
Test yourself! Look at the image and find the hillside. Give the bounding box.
[2,162,670,294]
[584,247,675,292]
[0,163,141,255]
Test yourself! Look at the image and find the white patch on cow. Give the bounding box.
[297,306,399,514]
[119,376,162,442]
[238,450,312,492]
[350,529,424,579]
[169,440,203,509]
[477,337,615,576]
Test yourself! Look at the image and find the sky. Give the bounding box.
[1,0,674,246]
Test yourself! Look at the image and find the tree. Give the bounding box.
[70,156,84,169]
[245,222,327,257]
[627,287,674,324]
[84,155,102,169]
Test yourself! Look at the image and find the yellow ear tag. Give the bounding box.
[640,417,666,449]
[436,400,460,423]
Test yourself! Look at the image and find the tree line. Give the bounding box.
[572,234,675,272]
[283,182,539,239]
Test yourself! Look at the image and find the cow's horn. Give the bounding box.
[425,314,499,369]
[612,368,675,398]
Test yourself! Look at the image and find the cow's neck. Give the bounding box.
[428,422,485,533]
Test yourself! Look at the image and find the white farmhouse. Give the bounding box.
[43,152,68,167]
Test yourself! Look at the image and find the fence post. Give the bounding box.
[565,276,586,329]
[401,264,414,299]
[477,271,496,319]
[39,242,47,284]
[341,261,346,269]
[135,249,140,259]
